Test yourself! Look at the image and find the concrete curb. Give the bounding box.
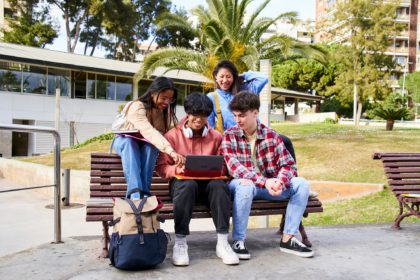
[0,158,89,202]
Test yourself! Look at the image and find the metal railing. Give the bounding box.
[0,124,62,243]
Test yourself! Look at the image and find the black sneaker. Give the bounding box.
[280,237,314,258]
[232,240,251,260]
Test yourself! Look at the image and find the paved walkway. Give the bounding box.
[0,223,419,280]
[1,178,419,279]
[0,178,215,256]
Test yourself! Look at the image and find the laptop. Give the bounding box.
[183,155,224,178]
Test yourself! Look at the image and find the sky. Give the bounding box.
[171,0,316,20]
[48,0,316,57]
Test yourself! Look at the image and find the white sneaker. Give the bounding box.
[172,242,189,266]
[216,243,240,265]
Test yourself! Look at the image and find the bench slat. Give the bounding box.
[91,164,124,170]
[91,158,122,164]
[91,153,121,158]
[373,153,420,159]
[387,180,420,185]
[90,184,171,191]
[86,205,324,222]
[383,162,420,167]
[386,173,420,178]
[381,157,420,162]
[384,167,420,173]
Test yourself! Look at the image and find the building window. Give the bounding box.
[116,76,133,101]
[4,8,15,19]
[138,80,153,98]
[96,74,114,100]
[22,65,47,94]
[0,61,22,92]
[174,83,187,106]
[47,68,70,96]
[72,71,86,99]
[87,73,96,99]
[394,56,406,66]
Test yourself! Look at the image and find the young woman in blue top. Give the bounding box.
[207,60,269,132]
[206,60,297,162]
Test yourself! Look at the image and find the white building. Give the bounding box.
[0,42,321,158]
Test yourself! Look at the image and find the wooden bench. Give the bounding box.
[373,152,420,229]
[86,152,324,257]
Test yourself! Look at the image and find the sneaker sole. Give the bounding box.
[235,253,251,260]
[172,260,189,266]
[216,251,240,265]
[279,247,314,258]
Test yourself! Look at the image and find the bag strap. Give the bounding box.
[122,100,137,116]
[126,188,151,199]
[213,93,224,134]
[124,197,149,244]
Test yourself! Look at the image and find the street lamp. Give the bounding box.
[401,61,413,99]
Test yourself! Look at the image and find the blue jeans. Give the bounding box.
[228,177,310,241]
[112,136,159,199]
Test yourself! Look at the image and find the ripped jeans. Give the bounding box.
[228,177,310,241]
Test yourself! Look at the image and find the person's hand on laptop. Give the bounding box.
[170,151,185,166]
[175,165,185,175]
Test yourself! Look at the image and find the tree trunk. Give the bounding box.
[89,28,101,56]
[356,101,363,125]
[70,9,89,53]
[353,82,358,126]
[65,11,71,53]
[386,120,394,131]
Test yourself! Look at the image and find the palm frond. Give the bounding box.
[138,48,207,79]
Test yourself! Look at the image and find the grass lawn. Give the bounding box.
[21,122,420,226]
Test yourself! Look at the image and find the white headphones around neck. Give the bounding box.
[182,123,209,138]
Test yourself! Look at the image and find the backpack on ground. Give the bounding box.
[108,189,168,270]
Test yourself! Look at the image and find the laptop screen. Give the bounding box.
[183,155,224,177]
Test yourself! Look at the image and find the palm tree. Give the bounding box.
[373,107,411,131]
[138,0,327,81]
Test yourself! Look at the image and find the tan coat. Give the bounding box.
[122,101,174,155]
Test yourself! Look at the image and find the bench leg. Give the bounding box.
[277,215,312,248]
[299,222,312,248]
[100,221,110,258]
[276,214,286,235]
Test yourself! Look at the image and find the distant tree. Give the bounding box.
[98,0,172,61]
[1,0,58,47]
[48,0,93,53]
[78,0,137,57]
[398,71,420,104]
[154,7,197,49]
[371,93,412,130]
[328,0,403,125]
[272,57,336,94]
[140,0,326,80]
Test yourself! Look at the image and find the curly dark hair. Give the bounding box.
[229,90,260,112]
[184,92,213,117]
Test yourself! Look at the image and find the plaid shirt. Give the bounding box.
[221,122,297,188]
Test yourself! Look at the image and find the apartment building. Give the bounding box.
[315,0,420,88]
[262,18,315,44]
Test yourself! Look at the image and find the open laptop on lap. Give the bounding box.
[181,155,225,178]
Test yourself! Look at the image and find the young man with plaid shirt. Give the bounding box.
[221,91,314,259]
